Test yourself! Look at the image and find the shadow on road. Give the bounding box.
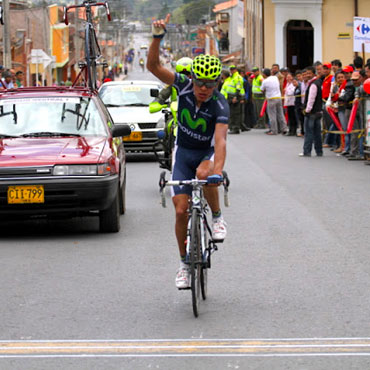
[126,153,157,163]
[0,216,99,238]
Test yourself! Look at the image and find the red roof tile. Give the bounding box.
[213,0,238,13]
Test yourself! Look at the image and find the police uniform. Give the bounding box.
[252,71,266,128]
[221,67,245,133]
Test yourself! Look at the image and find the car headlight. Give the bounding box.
[157,116,166,128]
[53,164,117,176]
[53,165,98,176]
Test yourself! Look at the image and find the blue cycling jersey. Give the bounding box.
[172,73,229,150]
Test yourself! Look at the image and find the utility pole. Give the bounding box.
[75,0,80,78]
[42,0,50,86]
[3,0,12,68]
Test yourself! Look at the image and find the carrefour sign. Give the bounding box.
[354,17,370,52]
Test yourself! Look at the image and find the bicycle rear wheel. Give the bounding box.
[85,25,98,90]
[190,207,201,317]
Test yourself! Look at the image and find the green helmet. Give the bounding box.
[175,57,193,73]
[192,54,222,80]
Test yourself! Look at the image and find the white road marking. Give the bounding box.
[1,338,370,358]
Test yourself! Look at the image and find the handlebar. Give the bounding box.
[165,179,208,187]
[160,174,229,190]
[63,1,111,25]
[159,171,230,208]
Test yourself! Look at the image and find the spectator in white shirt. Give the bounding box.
[284,73,298,136]
[261,68,287,135]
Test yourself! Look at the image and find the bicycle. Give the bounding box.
[63,0,111,90]
[159,170,230,317]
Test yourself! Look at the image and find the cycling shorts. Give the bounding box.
[171,145,214,196]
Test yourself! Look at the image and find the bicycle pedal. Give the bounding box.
[212,239,224,244]
[178,287,191,291]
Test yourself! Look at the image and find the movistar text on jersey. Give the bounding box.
[178,122,212,141]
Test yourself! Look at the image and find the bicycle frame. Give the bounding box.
[160,177,228,259]
[185,183,214,267]
[64,1,111,89]
[64,1,111,26]
[159,172,230,317]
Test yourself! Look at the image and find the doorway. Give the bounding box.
[286,20,313,72]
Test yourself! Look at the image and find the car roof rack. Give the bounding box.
[0,86,95,96]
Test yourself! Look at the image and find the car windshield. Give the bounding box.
[0,97,107,137]
[99,84,158,106]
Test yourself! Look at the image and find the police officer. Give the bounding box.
[251,67,266,128]
[221,65,245,134]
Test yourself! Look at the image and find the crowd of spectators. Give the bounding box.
[232,56,370,160]
[0,66,24,89]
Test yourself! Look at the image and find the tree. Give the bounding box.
[158,1,170,20]
[172,0,214,25]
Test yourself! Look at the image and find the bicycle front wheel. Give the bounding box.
[200,216,208,300]
[200,260,208,300]
[190,207,201,317]
[85,25,97,90]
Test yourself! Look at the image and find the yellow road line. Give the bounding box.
[1,339,370,357]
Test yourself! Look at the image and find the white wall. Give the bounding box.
[272,0,323,66]
[229,7,243,53]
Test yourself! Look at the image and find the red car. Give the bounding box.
[0,86,131,232]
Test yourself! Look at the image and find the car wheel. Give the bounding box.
[119,169,126,215]
[99,185,120,233]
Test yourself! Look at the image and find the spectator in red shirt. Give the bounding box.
[322,63,335,148]
[330,70,346,153]
[280,67,289,92]
[322,63,333,101]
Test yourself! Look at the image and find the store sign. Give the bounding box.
[190,32,197,41]
[338,33,351,40]
[192,48,205,56]
[353,17,370,52]
[30,49,53,68]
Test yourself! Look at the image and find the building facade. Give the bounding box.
[245,0,370,70]
[244,0,263,68]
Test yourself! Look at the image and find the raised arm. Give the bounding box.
[146,14,175,86]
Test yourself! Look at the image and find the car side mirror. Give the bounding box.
[150,88,159,97]
[112,124,131,138]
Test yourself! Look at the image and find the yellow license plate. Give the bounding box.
[123,131,142,142]
[7,185,45,204]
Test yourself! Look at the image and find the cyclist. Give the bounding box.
[147,14,229,289]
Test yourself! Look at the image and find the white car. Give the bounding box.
[98,80,165,152]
